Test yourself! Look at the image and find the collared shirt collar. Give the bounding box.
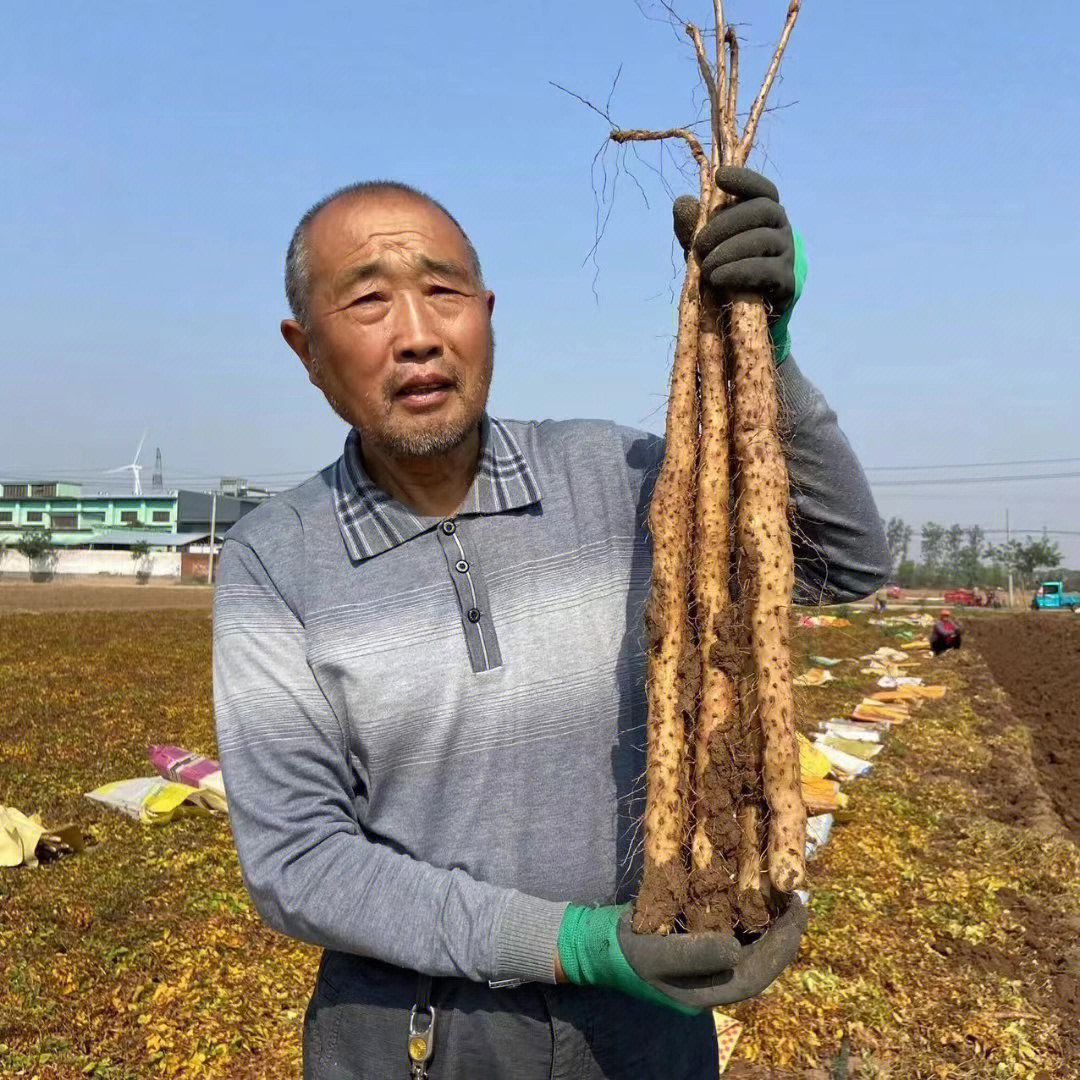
[332,415,542,562]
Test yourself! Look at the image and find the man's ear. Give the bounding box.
[281,319,319,385]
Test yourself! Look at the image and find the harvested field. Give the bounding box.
[969,615,1080,843]
[0,612,316,1080]
[0,582,212,613]
[2,609,1079,1078]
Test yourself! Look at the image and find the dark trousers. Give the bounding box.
[930,630,961,656]
[303,950,721,1080]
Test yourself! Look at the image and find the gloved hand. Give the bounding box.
[672,166,807,364]
[556,894,806,1014]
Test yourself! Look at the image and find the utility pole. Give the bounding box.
[1006,508,1014,608]
[207,492,218,585]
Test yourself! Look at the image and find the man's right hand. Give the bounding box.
[556,896,806,1014]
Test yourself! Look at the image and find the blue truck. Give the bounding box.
[1031,581,1080,611]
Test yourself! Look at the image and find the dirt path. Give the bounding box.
[0,581,213,612]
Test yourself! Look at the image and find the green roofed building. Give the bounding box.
[0,481,263,550]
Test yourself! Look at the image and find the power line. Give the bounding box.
[865,456,1080,472]
[981,528,1080,537]
[871,470,1080,487]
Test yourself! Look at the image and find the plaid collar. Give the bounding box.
[332,415,542,562]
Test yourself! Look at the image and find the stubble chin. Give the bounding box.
[317,332,495,461]
[372,343,493,460]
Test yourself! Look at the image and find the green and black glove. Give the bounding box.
[557,894,806,1014]
[672,166,807,364]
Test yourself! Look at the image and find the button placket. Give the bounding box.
[435,522,502,674]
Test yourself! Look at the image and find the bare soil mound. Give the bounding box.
[969,614,1080,844]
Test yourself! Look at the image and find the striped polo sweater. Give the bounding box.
[213,358,889,986]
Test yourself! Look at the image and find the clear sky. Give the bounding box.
[3,1,1078,562]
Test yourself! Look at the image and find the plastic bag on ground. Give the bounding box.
[794,667,834,687]
[877,675,924,689]
[820,736,882,760]
[811,740,872,777]
[797,615,852,628]
[86,777,225,824]
[805,813,834,860]
[822,720,882,743]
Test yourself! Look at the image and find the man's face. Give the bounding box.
[283,192,495,459]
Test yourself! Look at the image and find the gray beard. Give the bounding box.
[365,412,479,459]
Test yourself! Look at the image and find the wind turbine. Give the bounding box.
[105,430,148,495]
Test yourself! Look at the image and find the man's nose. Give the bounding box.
[393,291,442,362]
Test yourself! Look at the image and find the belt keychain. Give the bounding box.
[407,974,436,1079]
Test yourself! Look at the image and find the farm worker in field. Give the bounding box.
[930,609,962,656]
[213,176,890,1080]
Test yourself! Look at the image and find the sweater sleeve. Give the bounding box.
[213,536,567,984]
[777,357,891,604]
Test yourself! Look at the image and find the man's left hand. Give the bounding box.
[672,167,806,363]
[673,166,796,307]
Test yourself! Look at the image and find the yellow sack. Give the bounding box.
[0,806,46,867]
[798,733,832,780]
[801,775,849,813]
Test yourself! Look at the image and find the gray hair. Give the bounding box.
[284,181,484,327]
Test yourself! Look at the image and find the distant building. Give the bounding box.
[0,481,264,551]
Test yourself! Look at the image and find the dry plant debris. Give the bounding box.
[728,615,1080,1079]
[2,609,1079,1077]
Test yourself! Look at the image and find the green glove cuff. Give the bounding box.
[556,904,699,1015]
[769,227,807,365]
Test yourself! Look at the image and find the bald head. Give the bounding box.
[284,182,484,327]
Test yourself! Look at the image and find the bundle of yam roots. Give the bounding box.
[621,1,806,936]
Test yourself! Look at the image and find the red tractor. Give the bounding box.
[943,587,1000,608]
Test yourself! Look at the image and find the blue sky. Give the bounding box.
[3,1,1078,562]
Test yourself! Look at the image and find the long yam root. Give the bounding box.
[634,238,706,934]
[730,296,804,892]
[626,1,804,933]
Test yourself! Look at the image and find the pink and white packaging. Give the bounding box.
[148,745,226,802]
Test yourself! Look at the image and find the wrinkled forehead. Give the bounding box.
[305,191,473,281]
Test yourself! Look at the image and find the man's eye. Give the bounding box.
[429,285,461,296]
[352,293,385,306]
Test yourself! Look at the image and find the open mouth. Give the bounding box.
[394,375,456,407]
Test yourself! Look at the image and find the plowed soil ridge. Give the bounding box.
[970,614,1080,844]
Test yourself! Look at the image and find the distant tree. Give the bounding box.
[956,525,985,585]
[943,524,965,581]
[920,522,945,583]
[15,527,56,581]
[885,517,912,576]
[15,527,54,562]
[130,539,152,583]
[987,537,1063,589]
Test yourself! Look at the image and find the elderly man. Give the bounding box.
[214,174,889,1080]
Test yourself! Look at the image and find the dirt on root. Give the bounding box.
[968,614,1080,844]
